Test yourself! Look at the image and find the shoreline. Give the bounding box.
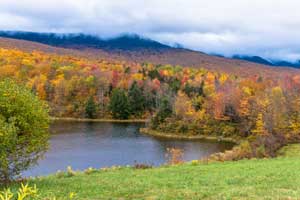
[51,117,147,123]
[50,118,238,143]
[3,157,299,199]
[140,128,240,144]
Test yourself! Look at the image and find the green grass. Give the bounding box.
[3,144,300,199]
[4,156,300,200]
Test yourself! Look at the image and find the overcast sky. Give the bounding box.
[1,0,300,61]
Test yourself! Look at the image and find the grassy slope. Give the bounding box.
[9,154,300,200]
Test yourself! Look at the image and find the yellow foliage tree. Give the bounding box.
[174,91,195,120]
[251,113,267,135]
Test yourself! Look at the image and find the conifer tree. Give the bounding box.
[128,81,145,117]
[85,96,97,119]
[109,89,130,119]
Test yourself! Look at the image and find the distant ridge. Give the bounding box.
[232,55,300,69]
[0,31,170,50]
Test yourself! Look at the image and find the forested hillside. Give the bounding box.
[0,46,299,121]
[1,42,300,160]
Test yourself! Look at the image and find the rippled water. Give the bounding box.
[23,121,233,177]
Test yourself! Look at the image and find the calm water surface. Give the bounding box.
[24,121,233,177]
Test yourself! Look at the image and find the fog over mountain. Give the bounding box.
[1,30,300,68]
[1,0,300,62]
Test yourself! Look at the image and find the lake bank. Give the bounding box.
[51,117,147,123]
[140,128,240,144]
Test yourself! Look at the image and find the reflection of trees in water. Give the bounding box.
[154,139,233,161]
[51,121,144,139]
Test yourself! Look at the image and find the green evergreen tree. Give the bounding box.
[85,96,97,119]
[169,78,181,93]
[109,88,130,119]
[151,97,173,128]
[128,81,145,117]
[183,81,205,97]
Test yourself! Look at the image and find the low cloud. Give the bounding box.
[1,0,300,61]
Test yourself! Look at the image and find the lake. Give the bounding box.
[23,121,234,177]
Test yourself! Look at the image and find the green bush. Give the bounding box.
[0,79,50,183]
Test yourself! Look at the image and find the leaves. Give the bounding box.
[0,79,49,182]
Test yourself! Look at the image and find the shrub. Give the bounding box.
[133,163,153,169]
[0,184,76,200]
[165,148,184,165]
[207,133,289,162]
[84,167,97,175]
[0,183,37,200]
[55,170,65,178]
[191,160,200,166]
[0,79,50,183]
[256,145,267,158]
[66,166,76,177]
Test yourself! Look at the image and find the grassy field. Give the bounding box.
[4,145,300,200]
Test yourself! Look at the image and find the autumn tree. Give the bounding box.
[174,91,195,121]
[269,87,288,134]
[285,94,300,134]
[251,113,267,136]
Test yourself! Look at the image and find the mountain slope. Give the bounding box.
[0,34,299,78]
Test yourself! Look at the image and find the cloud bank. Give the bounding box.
[1,0,300,61]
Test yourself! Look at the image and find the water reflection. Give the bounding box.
[23,121,233,177]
